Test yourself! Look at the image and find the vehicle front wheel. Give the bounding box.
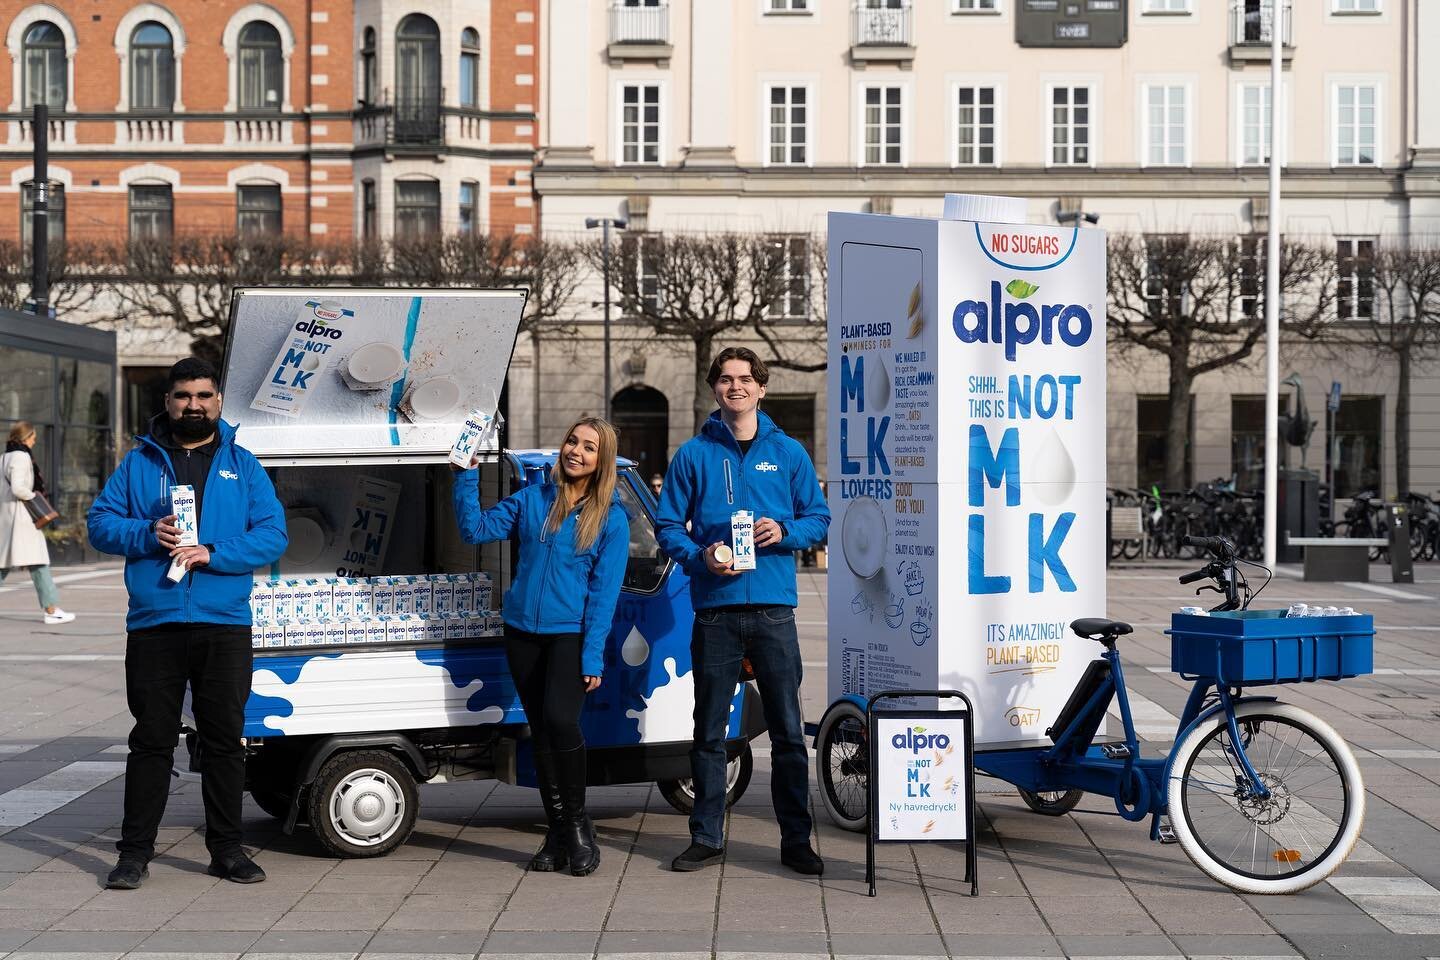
[657,741,753,815]
[307,750,419,858]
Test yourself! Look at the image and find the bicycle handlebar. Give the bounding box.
[1182,535,1236,558]
[1178,566,1212,585]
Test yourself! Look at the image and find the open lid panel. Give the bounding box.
[220,288,526,465]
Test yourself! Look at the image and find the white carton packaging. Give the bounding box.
[300,579,334,620]
[166,484,199,582]
[444,617,468,641]
[330,578,354,619]
[251,624,264,649]
[412,578,435,618]
[262,623,287,648]
[730,510,756,571]
[272,580,301,621]
[344,621,369,644]
[334,579,374,620]
[483,614,506,636]
[449,407,500,468]
[452,576,475,618]
[364,620,388,644]
[393,577,417,616]
[281,622,305,647]
[250,299,354,418]
[249,580,275,625]
[422,618,447,643]
[372,577,397,616]
[431,575,456,618]
[469,572,493,613]
[297,622,325,647]
[407,616,430,645]
[323,621,347,645]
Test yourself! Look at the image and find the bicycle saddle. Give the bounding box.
[1070,618,1134,642]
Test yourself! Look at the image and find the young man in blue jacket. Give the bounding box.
[655,347,831,875]
[88,358,287,890]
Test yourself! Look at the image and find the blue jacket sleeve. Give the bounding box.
[87,452,162,559]
[207,453,289,574]
[453,468,525,544]
[580,506,630,677]
[777,443,831,551]
[654,449,706,576]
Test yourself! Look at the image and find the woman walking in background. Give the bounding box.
[1,422,73,624]
[452,416,629,877]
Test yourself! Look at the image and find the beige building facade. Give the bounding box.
[527,0,1440,501]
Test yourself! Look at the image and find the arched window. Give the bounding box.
[360,27,377,104]
[459,27,479,108]
[22,22,66,109]
[237,183,281,235]
[238,21,282,110]
[395,15,440,141]
[130,22,174,111]
[394,179,439,238]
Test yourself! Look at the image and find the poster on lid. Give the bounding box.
[826,199,1107,747]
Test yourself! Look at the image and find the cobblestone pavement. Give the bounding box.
[0,560,1437,959]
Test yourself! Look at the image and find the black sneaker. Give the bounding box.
[671,841,724,872]
[781,843,824,876]
[105,858,149,890]
[207,851,266,884]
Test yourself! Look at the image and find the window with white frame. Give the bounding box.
[1334,84,1377,165]
[360,28,376,104]
[1142,235,1188,318]
[1333,0,1379,12]
[953,0,998,11]
[1238,84,1274,165]
[238,21,283,110]
[237,184,281,235]
[22,22,67,109]
[459,181,478,234]
[1142,0,1190,11]
[862,85,903,165]
[130,22,175,112]
[1144,84,1187,166]
[766,235,810,321]
[459,28,480,109]
[1049,85,1091,165]
[394,180,440,238]
[620,83,661,164]
[766,0,812,11]
[955,85,996,165]
[1336,238,1375,320]
[765,85,808,165]
[129,184,173,242]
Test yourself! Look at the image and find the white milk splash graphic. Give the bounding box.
[624,657,740,744]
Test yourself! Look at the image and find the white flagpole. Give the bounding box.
[1263,0,1284,569]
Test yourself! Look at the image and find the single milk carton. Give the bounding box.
[484,614,506,636]
[473,575,493,613]
[452,576,475,618]
[249,580,275,625]
[730,510,756,571]
[166,484,198,582]
[281,621,305,647]
[364,620,388,644]
[449,407,500,468]
[445,617,469,641]
[412,578,435,618]
[335,578,374,620]
[250,299,355,418]
[262,623,287,649]
[272,580,301,622]
[251,624,265,649]
[330,578,355,619]
[371,577,397,617]
[304,579,335,620]
[344,621,369,644]
[323,621,348,645]
[302,622,329,647]
[422,618,447,643]
[431,575,456,619]
[392,577,418,616]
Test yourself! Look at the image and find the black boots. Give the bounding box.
[530,750,568,873]
[554,746,600,877]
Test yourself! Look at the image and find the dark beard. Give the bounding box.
[170,413,217,443]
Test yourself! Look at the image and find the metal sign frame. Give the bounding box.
[866,689,978,898]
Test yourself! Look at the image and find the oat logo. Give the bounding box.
[219,469,239,480]
[1005,705,1042,728]
[754,461,779,473]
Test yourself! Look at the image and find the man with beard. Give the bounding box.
[88,357,286,889]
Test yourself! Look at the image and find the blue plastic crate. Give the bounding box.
[1167,610,1374,685]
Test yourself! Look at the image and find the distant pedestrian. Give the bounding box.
[87,358,287,891]
[0,421,73,624]
[650,473,663,499]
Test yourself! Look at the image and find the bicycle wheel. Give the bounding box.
[816,699,869,832]
[1018,787,1084,816]
[1168,702,1364,895]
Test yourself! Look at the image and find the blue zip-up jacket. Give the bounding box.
[87,419,288,631]
[656,410,830,610]
[452,470,629,677]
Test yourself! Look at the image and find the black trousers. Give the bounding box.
[118,624,252,862]
[504,626,586,754]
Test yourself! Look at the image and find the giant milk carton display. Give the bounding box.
[250,300,355,418]
[826,196,1106,747]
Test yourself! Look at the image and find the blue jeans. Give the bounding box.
[689,604,812,850]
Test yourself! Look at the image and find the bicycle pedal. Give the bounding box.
[1100,743,1132,760]
[1157,819,1179,844]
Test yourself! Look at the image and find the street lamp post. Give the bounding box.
[585,216,627,421]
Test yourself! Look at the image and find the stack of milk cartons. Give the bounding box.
[250,571,500,649]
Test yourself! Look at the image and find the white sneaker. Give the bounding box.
[44,609,75,625]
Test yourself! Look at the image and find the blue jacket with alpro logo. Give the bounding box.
[87,419,288,631]
[656,411,830,610]
[452,472,629,677]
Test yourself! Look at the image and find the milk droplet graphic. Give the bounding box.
[620,626,650,667]
[1030,426,1077,505]
[865,353,891,411]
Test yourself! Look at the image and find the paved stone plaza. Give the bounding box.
[0,560,1437,960]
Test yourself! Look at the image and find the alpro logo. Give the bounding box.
[952,279,1092,361]
[891,726,951,754]
[295,316,344,340]
[754,461,779,473]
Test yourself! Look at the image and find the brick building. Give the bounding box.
[0,0,538,431]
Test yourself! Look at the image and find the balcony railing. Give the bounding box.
[355,94,445,148]
[1231,1,1292,47]
[609,2,670,44]
[853,2,913,46]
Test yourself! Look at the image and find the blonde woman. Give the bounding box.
[452,416,628,877]
[1,422,73,624]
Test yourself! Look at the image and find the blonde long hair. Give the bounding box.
[546,416,620,552]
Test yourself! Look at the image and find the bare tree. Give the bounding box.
[1340,242,1440,497]
[752,232,828,374]
[0,238,108,319]
[593,232,788,432]
[1108,233,1335,489]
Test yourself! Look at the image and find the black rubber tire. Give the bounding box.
[816,699,869,832]
[307,750,419,859]
[249,788,294,821]
[1017,787,1084,816]
[656,741,753,815]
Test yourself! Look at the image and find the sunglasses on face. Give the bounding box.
[172,391,216,401]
